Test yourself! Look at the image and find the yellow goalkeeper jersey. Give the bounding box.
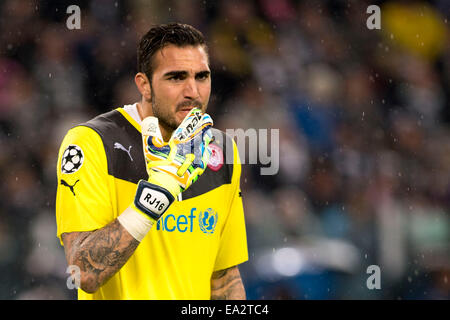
[55,104,248,300]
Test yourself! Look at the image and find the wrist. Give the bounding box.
[134,179,176,220]
[117,206,154,242]
[118,179,176,242]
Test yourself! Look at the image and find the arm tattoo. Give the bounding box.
[211,266,246,300]
[62,219,139,293]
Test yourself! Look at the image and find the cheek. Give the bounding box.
[154,85,179,107]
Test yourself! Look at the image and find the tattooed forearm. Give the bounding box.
[211,266,246,300]
[62,219,139,293]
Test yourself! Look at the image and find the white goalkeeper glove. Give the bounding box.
[118,108,213,241]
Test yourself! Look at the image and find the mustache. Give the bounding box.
[176,100,203,111]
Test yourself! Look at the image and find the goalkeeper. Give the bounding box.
[55,23,248,300]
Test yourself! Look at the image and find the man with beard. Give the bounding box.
[56,23,248,300]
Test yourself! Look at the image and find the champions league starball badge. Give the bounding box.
[61,145,84,174]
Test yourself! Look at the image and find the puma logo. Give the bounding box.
[61,179,79,196]
[114,142,133,161]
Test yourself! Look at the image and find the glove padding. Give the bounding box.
[133,108,213,221]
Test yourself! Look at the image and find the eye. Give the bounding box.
[169,74,185,81]
[196,73,210,81]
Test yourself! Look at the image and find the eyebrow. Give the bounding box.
[163,70,210,79]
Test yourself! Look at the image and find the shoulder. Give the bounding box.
[58,109,123,157]
[58,124,104,162]
[60,109,122,144]
[57,109,126,175]
[80,109,128,138]
[74,108,146,183]
[60,108,140,159]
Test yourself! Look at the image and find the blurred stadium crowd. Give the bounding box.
[0,0,448,299]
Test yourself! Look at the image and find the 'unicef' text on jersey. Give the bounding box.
[155,207,218,234]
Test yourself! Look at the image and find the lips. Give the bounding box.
[177,100,202,112]
[179,106,194,112]
[178,107,194,115]
[177,108,194,121]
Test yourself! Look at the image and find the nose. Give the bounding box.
[183,78,200,100]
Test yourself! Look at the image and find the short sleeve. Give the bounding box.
[213,139,248,271]
[56,126,114,245]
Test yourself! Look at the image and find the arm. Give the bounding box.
[62,219,139,293]
[210,265,246,300]
[60,110,213,294]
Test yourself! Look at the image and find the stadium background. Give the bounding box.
[0,0,449,299]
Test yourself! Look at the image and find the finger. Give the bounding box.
[182,122,213,167]
[171,108,203,141]
[192,113,213,140]
[203,144,212,165]
[175,113,214,143]
[201,125,214,145]
[142,116,163,143]
[177,153,195,177]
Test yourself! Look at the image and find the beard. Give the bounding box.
[149,87,206,132]
[150,90,179,132]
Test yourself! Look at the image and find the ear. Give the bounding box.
[135,72,152,101]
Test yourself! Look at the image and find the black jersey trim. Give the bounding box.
[78,109,234,199]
